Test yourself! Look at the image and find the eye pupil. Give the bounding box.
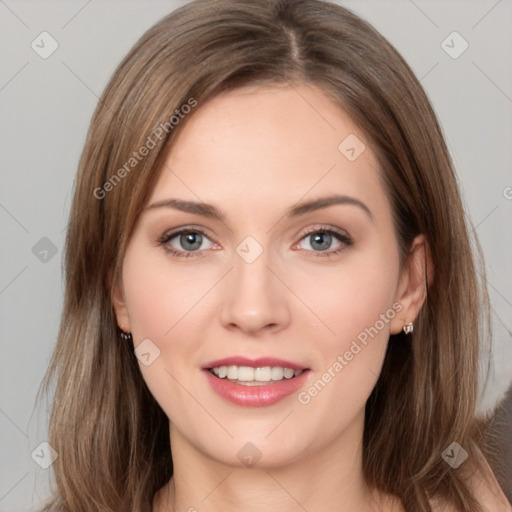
[311,232,332,251]
[181,232,202,251]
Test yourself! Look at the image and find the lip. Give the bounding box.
[202,356,308,371]
[204,368,310,407]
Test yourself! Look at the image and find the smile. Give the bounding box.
[203,357,310,407]
[209,365,303,385]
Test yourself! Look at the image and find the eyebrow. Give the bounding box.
[145,194,373,222]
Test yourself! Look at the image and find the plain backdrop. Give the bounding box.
[0,1,511,510]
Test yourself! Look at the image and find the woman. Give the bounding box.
[39,0,511,511]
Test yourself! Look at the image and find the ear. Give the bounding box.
[110,269,131,332]
[389,234,433,335]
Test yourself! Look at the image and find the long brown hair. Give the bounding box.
[39,0,494,510]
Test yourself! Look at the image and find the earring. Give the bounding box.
[119,328,133,341]
[402,322,414,335]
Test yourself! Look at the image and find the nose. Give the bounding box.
[219,248,291,335]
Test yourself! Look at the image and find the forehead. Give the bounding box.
[149,84,390,225]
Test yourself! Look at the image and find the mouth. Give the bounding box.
[207,365,306,386]
[202,356,310,406]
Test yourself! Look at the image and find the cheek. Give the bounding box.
[120,245,222,398]
[292,245,400,356]
[123,246,217,342]
[291,243,400,413]
[121,250,219,436]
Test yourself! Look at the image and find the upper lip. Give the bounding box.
[202,356,309,371]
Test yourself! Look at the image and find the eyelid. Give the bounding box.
[160,225,217,243]
[159,226,219,257]
[292,225,353,257]
[295,224,351,242]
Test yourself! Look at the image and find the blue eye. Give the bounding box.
[296,227,352,257]
[176,231,204,251]
[305,231,335,251]
[160,229,215,258]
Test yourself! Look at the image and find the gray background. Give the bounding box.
[1,0,511,510]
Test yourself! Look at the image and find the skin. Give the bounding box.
[112,83,431,512]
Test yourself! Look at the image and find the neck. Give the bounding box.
[154,411,389,512]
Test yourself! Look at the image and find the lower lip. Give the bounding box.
[204,369,309,407]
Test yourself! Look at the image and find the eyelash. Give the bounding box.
[158,225,353,259]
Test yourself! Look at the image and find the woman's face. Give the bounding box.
[114,84,412,468]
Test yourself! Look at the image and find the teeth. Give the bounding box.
[238,366,255,381]
[271,367,284,380]
[255,367,272,381]
[210,365,304,382]
[227,365,238,380]
[284,368,295,379]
